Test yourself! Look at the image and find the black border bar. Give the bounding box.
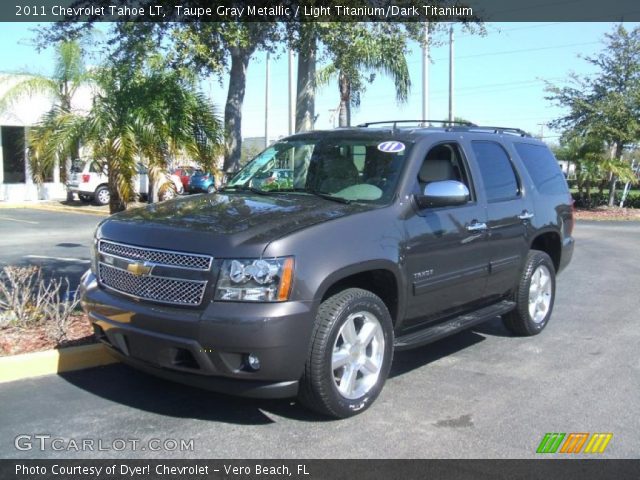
[2,0,640,22]
[2,459,640,480]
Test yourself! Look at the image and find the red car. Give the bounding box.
[173,167,201,191]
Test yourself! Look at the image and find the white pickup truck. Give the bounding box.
[67,160,183,205]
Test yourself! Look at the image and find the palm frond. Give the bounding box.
[0,76,58,112]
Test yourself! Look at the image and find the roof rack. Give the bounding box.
[452,125,530,137]
[356,120,531,137]
[356,119,477,128]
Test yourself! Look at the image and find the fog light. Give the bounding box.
[246,353,261,371]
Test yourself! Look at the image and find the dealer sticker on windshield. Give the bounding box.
[377,141,406,153]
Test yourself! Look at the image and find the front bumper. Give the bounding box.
[80,271,315,399]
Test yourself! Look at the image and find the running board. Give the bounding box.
[394,300,516,351]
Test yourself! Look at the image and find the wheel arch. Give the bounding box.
[530,230,562,272]
[315,261,405,327]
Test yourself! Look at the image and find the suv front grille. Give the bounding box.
[99,240,212,271]
[98,263,207,306]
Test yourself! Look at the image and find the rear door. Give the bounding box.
[467,140,532,299]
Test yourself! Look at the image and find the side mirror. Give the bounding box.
[415,180,470,209]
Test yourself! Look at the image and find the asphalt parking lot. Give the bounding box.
[0,208,101,289]
[0,212,639,459]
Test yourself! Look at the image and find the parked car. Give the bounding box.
[250,168,293,189]
[80,121,574,418]
[188,170,216,194]
[67,160,182,205]
[173,166,197,192]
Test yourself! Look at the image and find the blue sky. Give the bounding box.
[1,21,637,145]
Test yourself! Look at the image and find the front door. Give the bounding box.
[403,141,490,326]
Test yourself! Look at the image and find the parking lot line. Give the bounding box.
[0,215,39,224]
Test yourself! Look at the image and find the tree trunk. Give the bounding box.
[296,28,316,133]
[107,158,126,214]
[338,71,351,127]
[222,48,251,175]
[147,172,155,204]
[574,161,583,199]
[60,95,75,199]
[607,141,624,207]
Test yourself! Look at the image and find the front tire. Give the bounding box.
[503,250,556,336]
[298,288,394,418]
[159,186,176,201]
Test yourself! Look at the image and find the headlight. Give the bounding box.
[90,238,98,274]
[215,257,294,302]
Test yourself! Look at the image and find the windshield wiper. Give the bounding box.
[278,187,351,204]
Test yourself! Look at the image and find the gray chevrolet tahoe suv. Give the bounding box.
[80,121,574,418]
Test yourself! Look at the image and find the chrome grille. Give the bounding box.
[98,263,206,306]
[99,240,212,271]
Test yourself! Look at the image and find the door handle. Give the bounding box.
[466,222,488,232]
[518,211,534,220]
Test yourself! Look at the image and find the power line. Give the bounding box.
[431,41,600,62]
[455,22,565,38]
[431,77,564,94]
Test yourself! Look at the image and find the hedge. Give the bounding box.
[572,190,640,209]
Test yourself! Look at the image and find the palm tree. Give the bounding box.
[317,24,411,127]
[29,64,223,214]
[0,39,91,188]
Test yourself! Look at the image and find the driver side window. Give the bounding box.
[418,143,474,202]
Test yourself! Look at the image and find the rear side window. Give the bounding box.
[89,162,104,174]
[514,143,568,195]
[471,141,520,202]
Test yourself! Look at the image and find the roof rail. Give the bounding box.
[355,120,531,137]
[356,119,477,128]
[460,126,530,137]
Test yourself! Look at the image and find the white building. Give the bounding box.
[0,74,92,202]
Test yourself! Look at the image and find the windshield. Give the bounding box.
[227,136,411,203]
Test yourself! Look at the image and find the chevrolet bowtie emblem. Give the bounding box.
[127,262,152,276]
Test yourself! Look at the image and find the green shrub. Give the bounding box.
[572,190,640,209]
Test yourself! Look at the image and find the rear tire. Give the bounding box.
[207,184,215,194]
[503,250,556,336]
[298,288,394,418]
[94,186,110,206]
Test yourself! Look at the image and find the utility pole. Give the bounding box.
[288,49,295,135]
[537,123,545,140]
[448,24,455,124]
[264,52,270,149]
[422,21,430,124]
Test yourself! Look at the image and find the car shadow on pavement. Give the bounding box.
[390,316,512,377]
[12,257,89,292]
[472,315,515,338]
[58,363,332,425]
[57,317,512,425]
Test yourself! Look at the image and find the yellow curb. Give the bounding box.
[0,203,109,216]
[0,343,119,383]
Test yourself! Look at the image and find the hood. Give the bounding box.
[97,192,371,257]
